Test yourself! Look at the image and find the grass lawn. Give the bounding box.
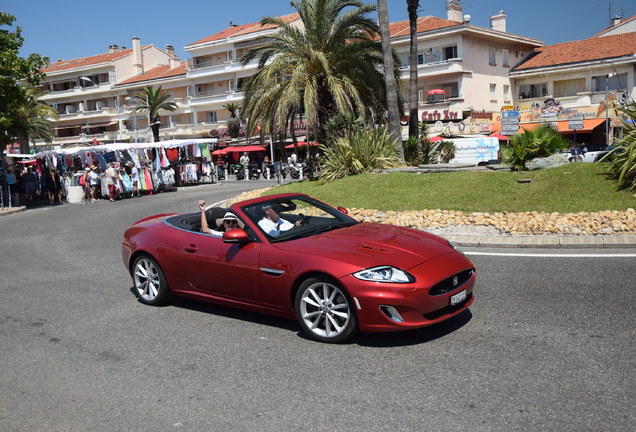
[266,163,636,213]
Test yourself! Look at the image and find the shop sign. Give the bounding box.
[421,109,460,121]
[471,110,493,120]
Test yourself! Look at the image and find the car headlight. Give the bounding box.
[353,266,414,283]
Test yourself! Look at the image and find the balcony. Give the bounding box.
[187,58,260,79]
[399,58,465,79]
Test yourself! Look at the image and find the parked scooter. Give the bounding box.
[248,163,261,180]
[287,162,301,179]
[231,164,245,180]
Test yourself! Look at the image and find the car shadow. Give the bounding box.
[354,309,473,348]
[167,294,300,333]
[130,287,473,346]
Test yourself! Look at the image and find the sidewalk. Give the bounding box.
[0,205,26,217]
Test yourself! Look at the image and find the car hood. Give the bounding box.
[272,222,453,270]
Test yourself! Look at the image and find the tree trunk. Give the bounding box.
[377,0,405,161]
[407,0,420,139]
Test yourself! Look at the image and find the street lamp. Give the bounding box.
[124,96,139,143]
[605,72,616,148]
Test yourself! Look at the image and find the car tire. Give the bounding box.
[294,277,358,343]
[132,254,172,306]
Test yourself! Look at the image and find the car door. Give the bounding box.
[174,231,262,302]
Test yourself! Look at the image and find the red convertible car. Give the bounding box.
[122,193,475,343]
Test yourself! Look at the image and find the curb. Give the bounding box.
[444,234,636,249]
[0,206,26,217]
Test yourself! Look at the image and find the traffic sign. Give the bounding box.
[569,121,584,130]
[500,130,518,135]
[502,110,520,118]
[502,117,520,124]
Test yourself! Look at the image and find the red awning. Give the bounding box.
[429,136,447,142]
[214,145,266,155]
[427,89,445,95]
[489,133,510,141]
[284,141,319,149]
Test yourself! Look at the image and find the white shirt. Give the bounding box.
[258,217,294,237]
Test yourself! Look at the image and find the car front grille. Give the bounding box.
[429,268,474,296]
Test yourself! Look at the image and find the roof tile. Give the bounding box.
[187,13,300,46]
[42,47,150,73]
[116,63,186,85]
[514,32,636,70]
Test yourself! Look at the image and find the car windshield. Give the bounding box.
[241,195,359,242]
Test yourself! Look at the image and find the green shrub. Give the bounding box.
[603,102,636,191]
[319,127,400,182]
[503,124,570,170]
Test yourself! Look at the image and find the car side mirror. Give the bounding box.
[337,206,348,215]
[222,228,251,244]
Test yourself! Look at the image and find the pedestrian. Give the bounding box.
[88,166,100,202]
[103,163,122,202]
[79,167,91,203]
[23,166,38,203]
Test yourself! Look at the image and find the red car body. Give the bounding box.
[122,193,475,341]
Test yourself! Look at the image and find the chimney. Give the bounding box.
[108,44,119,54]
[446,0,463,23]
[490,10,507,32]
[165,44,175,57]
[132,37,143,75]
[611,15,622,26]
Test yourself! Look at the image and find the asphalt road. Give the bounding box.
[0,181,634,431]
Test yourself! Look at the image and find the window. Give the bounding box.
[417,54,424,65]
[490,84,496,102]
[503,84,510,102]
[502,49,509,67]
[518,83,548,99]
[208,111,217,123]
[443,82,459,98]
[592,73,627,91]
[443,45,458,60]
[554,78,585,97]
[489,47,496,65]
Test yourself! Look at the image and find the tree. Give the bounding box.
[407,0,420,139]
[242,0,389,147]
[376,0,405,161]
[602,101,636,191]
[128,86,177,142]
[501,125,570,170]
[0,12,48,153]
[13,85,58,152]
[222,103,241,138]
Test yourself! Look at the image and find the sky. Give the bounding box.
[2,0,635,63]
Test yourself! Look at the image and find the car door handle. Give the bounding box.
[184,244,198,253]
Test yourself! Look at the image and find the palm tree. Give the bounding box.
[222,103,241,138]
[12,85,58,153]
[129,86,177,142]
[376,0,405,161]
[407,0,420,139]
[242,0,389,146]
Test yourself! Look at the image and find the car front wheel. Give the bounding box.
[132,255,171,305]
[294,277,358,343]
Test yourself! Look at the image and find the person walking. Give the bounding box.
[88,166,100,202]
[103,163,122,202]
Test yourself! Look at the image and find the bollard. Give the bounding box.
[299,165,303,180]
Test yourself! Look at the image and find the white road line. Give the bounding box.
[464,251,636,258]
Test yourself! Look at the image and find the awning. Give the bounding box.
[520,118,606,133]
[213,145,266,155]
[81,121,118,129]
[284,141,319,149]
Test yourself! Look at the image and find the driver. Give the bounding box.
[258,204,300,237]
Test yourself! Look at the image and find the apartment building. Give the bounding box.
[388,2,541,136]
[35,3,630,150]
[37,38,180,148]
[507,21,636,146]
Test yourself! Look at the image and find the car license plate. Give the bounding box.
[450,290,466,306]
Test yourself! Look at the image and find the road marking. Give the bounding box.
[465,251,636,258]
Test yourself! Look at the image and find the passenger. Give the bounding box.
[258,204,300,237]
[198,200,244,236]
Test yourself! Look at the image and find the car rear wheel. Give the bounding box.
[294,277,358,343]
[132,255,171,305]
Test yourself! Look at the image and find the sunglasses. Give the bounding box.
[224,219,238,225]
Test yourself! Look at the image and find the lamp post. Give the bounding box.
[605,72,616,148]
[124,97,138,143]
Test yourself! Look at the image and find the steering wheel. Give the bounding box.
[298,213,310,225]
